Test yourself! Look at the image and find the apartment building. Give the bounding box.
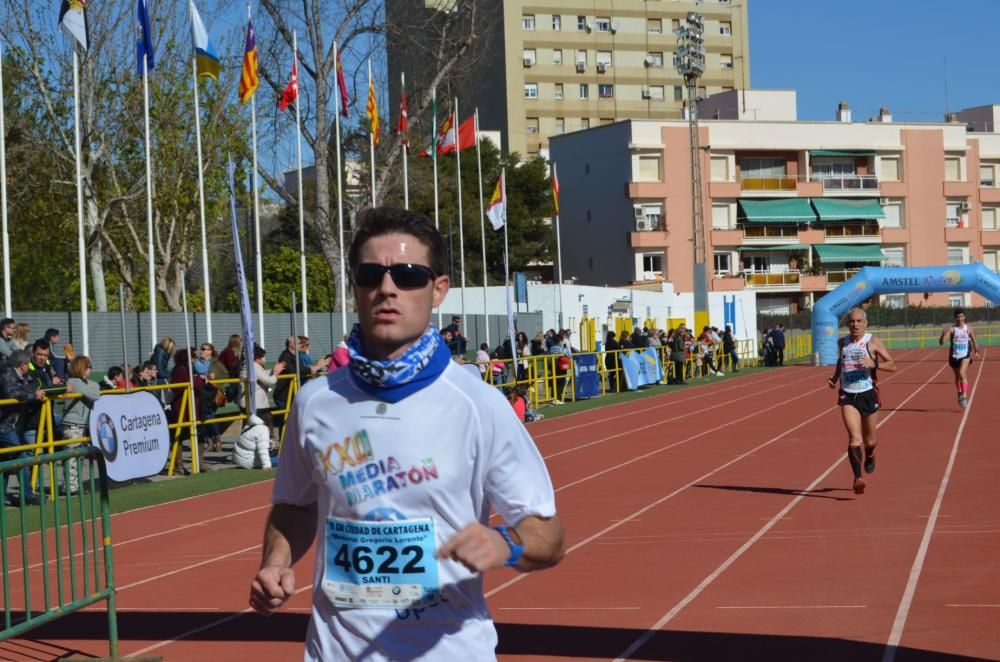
[549,91,1000,313]
[387,0,750,158]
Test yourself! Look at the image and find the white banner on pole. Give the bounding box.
[89,392,170,482]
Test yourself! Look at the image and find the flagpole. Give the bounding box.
[401,72,409,209]
[454,98,466,326]
[501,168,515,348]
[292,31,308,336]
[0,43,11,318]
[190,46,212,344]
[474,108,488,347]
[554,162,564,329]
[368,59,376,207]
[72,49,89,355]
[432,87,441,329]
[334,41,347,337]
[249,3,265,349]
[142,40,157,349]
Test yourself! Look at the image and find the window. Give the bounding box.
[598,84,614,99]
[674,85,684,101]
[648,85,665,101]
[637,155,661,181]
[522,49,536,66]
[947,245,968,265]
[719,21,732,35]
[647,51,664,67]
[595,17,611,32]
[522,15,535,30]
[578,84,589,99]
[812,160,855,179]
[712,204,732,229]
[576,49,587,67]
[946,201,963,227]
[647,18,662,33]
[554,118,565,134]
[882,202,903,228]
[642,254,663,274]
[600,117,614,125]
[552,14,561,31]
[981,163,997,187]
[880,157,900,181]
[581,118,591,129]
[554,83,564,100]
[944,157,961,181]
[740,157,786,178]
[882,246,905,268]
[720,54,733,70]
[984,249,1000,273]
[524,83,538,99]
[552,49,562,65]
[577,15,588,31]
[714,252,732,275]
[745,256,771,273]
[882,294,906,309]
[710,156,729,182]
[949,293,966,308]
[983,206,998,230]
[671,19,681,31]
[525,118,539,134]
[596,51,612,67]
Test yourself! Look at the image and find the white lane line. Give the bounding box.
[615,358,944,662]
[116,544,260,592]
[882,352,986,662]
[716,604,867,610]
[488,353,931,598]
[497,606,642,611]
[128,584,314,657]
[945,604,1000,608]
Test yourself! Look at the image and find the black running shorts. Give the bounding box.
[838,388,880,417]
[948,353,971,370]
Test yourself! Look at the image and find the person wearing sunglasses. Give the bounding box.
[251,207,564,661]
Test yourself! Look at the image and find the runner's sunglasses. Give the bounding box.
[353,263,437,289]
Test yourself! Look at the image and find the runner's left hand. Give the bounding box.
[436,523,510,573]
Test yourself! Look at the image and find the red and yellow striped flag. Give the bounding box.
[552,164,560,215]
[366,76,380,146]
[238,19,259,104]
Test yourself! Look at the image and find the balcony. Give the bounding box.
[823,223,880,240]
[817,175,879,192]
[745,271,801,289]
[711,275,746,292]
[826,269,861,284]
[742,225,800,242]
[740,176,797,192]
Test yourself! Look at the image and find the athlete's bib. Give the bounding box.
[322,516,440,609]
[952,326,970,359]
[841,333,874,394]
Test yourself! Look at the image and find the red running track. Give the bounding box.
[3,350,999,661]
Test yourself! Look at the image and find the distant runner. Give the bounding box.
[827,308,896,495]
[939,308,979,408]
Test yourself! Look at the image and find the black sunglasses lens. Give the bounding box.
[355,263,434,289]
[355,264,385,287]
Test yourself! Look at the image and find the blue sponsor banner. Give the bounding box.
[621,347,663,390]
[514,272,528,304]
[573,354,601,399]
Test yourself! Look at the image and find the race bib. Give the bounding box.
[322,517,440,609]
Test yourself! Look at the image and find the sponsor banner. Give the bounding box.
[621,347,663,391]
[572,354,601,399]
[89,391,170,482]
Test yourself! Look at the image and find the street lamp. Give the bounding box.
[674,10,710,333]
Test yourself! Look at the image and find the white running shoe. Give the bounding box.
[714,371,725,377]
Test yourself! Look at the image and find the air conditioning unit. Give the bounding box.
[596,62,608,73]
[633,207,645,220]
[644,55,655,67]
[585,21,594,32]
[576,61,586,72]
[879,197,891,206]
[610,21,620,34]
[641,86,652,99]
[961,201,972,211]
[636,218,651,231]
[523,57,533,67]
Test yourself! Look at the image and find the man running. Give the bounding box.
[249,207,564,660]
[827,308,896,495]
[939,308,979,408]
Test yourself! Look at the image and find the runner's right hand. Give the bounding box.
[250,566,296,616]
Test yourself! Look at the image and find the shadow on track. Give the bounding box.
[693,483,855,501]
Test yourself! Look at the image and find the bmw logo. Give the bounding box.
[375,403,388,416]
[392,587,402,596]
[95,412,118,462]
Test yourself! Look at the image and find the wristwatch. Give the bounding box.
[495,525,524,568]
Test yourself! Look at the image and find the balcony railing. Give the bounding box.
[743,225,799,239]
[745,271,801,288]
[740,176,797,191]
[945,217,971,229]
[824,223,880,238]
[817,174,879,191]
[826,269,861,284]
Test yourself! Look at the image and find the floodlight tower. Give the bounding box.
[674,10,710,332]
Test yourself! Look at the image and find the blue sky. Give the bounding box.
[748,0,1000,121]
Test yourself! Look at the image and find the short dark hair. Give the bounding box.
[141,361,157,372]
[106,366,125,381]
[954,308,966,317]
[32,339,50,353]
[254,344,267,360]
[44,328,60,341]
[0,318,13,329]
[348,207,447,279]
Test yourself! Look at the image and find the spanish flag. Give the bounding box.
[366,71,380,146]
[551,163,560,215]
[238,19,259,103]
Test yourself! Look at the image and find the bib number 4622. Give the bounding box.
[333,544,425,576]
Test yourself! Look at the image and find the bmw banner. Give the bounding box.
[573,354,601,399]
[621,348,664,391]
[89,391,170,482]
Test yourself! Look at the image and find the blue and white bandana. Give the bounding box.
[347,323,451,403]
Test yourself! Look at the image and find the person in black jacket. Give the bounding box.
[722,325,739,372]
[771,324,786,366]
[0,350,44,505]
[604,331,621,392]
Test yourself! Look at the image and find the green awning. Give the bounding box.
[810,150,876,157]
[811,198,885,221]
[814,244,885,263]
[739,199,817,224]
[738,244,809,252]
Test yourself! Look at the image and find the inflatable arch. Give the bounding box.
[812,263,1000,365]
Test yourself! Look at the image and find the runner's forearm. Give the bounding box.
[511,515,565,572]
[261,503,318,569]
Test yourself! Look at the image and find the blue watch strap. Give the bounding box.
[495,525,524,568]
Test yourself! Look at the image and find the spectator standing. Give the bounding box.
[150,337,176,378]
[549,332,571,404]
[722,325,740,373]
[604,331,621,392]
[252,345,285,444]
[668,325,687,385]
[62,355,101,494]
[218,334,243,403]
[11,323,30,351]
[168,348,202,475]
[43,329,68,383]
[772,324,787,366]
[0,350,43,505]
[0,318,15,364]
[475,342,490,377]
[443,315,467,355]
[194,342,225,453]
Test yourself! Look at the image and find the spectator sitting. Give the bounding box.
[233,415,272,470]
[506,385,543,423]
[131,361,158,389]
[100,365,126,391]
[443,316,467,355]
[11,322,30,351]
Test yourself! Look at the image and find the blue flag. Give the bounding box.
[137,0,155,75]
[226,158,257,414]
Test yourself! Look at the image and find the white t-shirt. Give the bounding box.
[951,325,971,359]
[272,360,557,661]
